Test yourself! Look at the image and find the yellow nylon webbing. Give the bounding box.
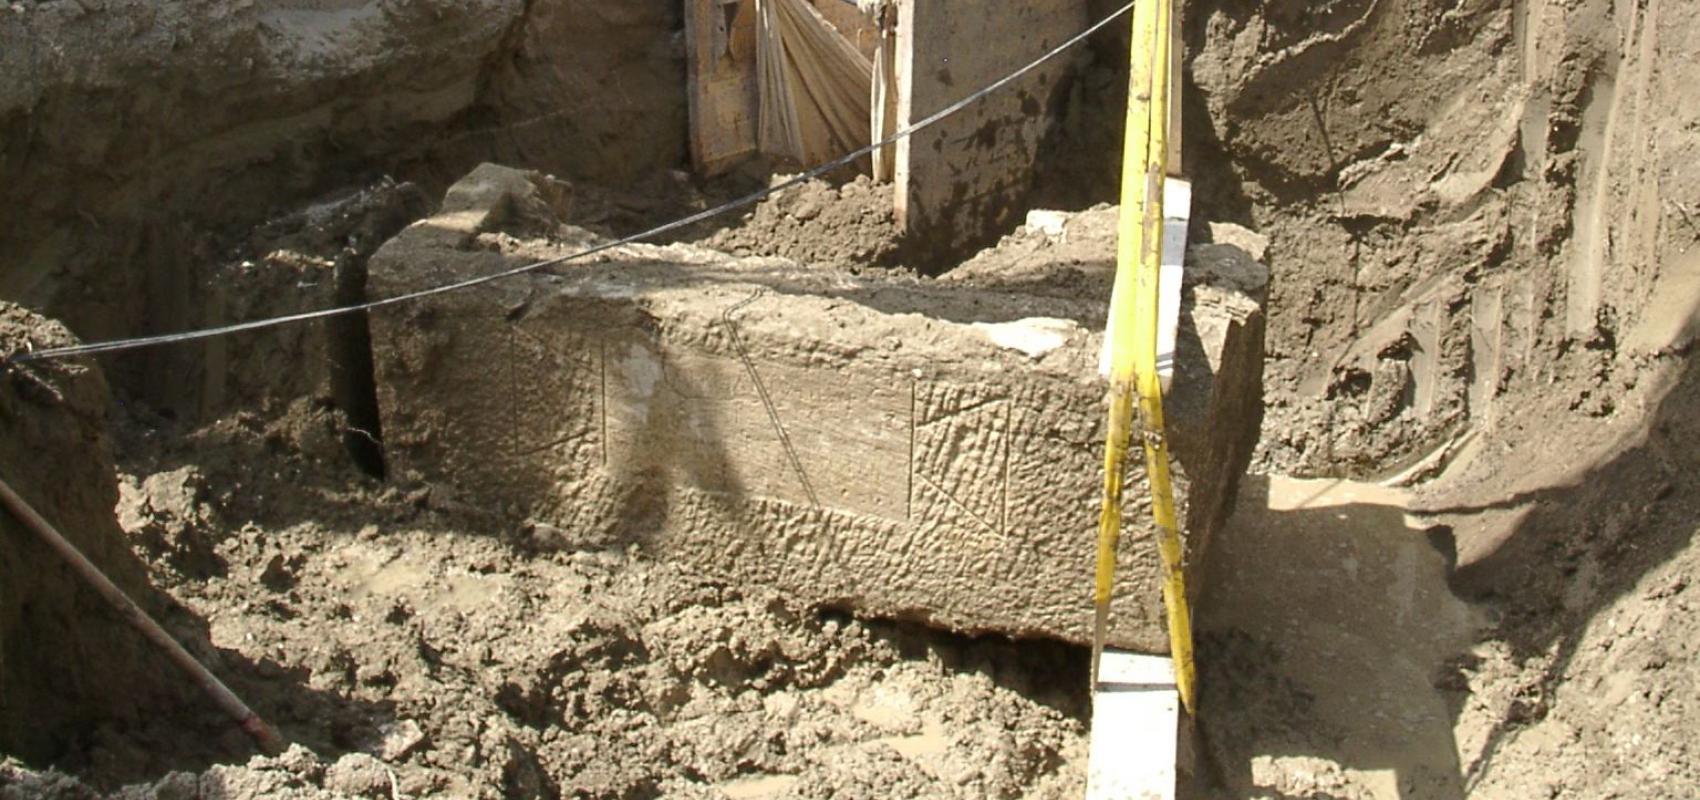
[1092,0,1197,714]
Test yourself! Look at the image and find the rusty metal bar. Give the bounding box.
[0,473,284,754]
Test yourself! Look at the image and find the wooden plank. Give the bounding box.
[685,0,760,175]
[871,4,898,181]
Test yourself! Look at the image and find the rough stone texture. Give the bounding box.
[0,304,182,763]
[894,0,1088,267]
[370,165,1266,651]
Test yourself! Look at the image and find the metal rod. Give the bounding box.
[0,473,285,754]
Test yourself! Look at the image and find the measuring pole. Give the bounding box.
[1091,0,1196,714]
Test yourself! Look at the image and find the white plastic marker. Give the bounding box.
[1087,651,1179,799]
[1099,177,1189,383]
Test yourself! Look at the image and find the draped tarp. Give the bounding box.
[755,0,875,167]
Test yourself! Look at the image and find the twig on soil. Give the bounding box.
[344,425,383,447]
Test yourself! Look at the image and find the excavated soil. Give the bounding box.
[5,0,1700,797]
[0,403,1090,799]
[696,176,904,272]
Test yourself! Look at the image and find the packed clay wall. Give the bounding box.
[1020,0,1700,478]
[0,305,184,762]
[1181,0,1700,475]
[0,0,686,417]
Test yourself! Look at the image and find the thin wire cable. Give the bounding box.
[10,1,1134,365]
[720,288,821,508]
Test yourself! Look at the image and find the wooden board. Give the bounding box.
[893,0,1090,261]
[1168,17,1184,176]
[685,0,760,175]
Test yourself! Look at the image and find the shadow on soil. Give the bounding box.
[1419,341,1700,790]
[854,613,1094,724]
[1197,332,1700,798]
[47,570,403,792]
[1192,475,1479,800]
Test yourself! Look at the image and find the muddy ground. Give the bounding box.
[4,0,1700,797]
[2,400,1092,799]
[5,174,1696,800]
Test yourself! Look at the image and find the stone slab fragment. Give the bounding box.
[369,165,1267,651]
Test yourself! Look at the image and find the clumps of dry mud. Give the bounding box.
[700,176,903,270]
[7,406,1089,798]
[189,178,429,421]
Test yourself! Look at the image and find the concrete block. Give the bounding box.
[369,165,1267,651]
[894,0,1089,263]
[1088,651,1178,800]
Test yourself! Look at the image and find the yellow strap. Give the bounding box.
[1092,0,1197,714]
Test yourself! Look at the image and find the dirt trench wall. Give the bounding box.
[0,305,182,763]
[368,165,1268,652]
[1031,0,1700,477]
[1180,0,1700,474]
[0,0,685,416]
